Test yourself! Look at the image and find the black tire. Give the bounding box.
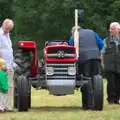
[81,81,92,110]
[17,75,29,111]
[14,50,32,76]
[13,49,32,110]
[81,75,103,111]
[13,73,18,108]
[28,83,31,109]
[93,75,103,110]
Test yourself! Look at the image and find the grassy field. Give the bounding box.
[1,80,120,120]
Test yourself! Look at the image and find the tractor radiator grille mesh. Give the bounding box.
[46,63,75,80]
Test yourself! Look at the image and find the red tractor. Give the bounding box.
[13,40,103,112]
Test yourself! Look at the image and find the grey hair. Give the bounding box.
[110,22,120,29]
[118,24,120,30]
[2,19,14,28]
[71,26,80,35]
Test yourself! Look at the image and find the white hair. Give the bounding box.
[71,26,80,35]
[110,22,120,30]
[2,19,14,28]
[118,24,120,30]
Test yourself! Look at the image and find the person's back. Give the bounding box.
[68,26,103,76]
[77,28,103,109]
[78,28,100,63]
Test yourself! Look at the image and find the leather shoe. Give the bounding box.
[114,100,120,104]
[4,108,17,112]
[108,101,114,104]
[0,109,4,113]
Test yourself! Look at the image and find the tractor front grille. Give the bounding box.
[46,63,76,95]
[46,63,76,80]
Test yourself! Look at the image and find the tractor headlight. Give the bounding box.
[68,67,76,75]
[46,67,54,75]
[20,42,24,47]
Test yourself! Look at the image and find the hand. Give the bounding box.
[101,63,104,69]
[14,65,18,71]
[1,68,7,72]
[100,54,104,69]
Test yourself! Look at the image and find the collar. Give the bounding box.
[0,27,9,35]
[0,27,4,35]
[112,35,120,41]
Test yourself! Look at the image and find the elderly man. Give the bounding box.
[101,22,120,104]
[0,19,17,111]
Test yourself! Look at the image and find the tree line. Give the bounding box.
[0,0,120,55]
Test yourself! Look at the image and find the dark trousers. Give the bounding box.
[105,71,120,102]
[78,59,101,108]
[78,59,101,77]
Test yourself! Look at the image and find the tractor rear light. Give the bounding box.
[46,67,54,75]
[68,67,76,75]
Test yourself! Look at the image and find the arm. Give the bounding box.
[94,32,104,50]
[100,53,104,69]
[68,36,74,46]
[0,72,8,92]
[100,39,107,68]
[0,37,2,57]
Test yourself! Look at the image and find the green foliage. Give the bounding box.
[1,0,120,50]
[13,0,74,49]
[0,0,14,25]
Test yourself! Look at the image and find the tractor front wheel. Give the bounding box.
[92,75,103,110]
[81,75,103,111]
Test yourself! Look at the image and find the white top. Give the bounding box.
[0,27,16,69]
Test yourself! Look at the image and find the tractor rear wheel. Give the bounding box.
[13,50,32,110]
[14,50,31,76]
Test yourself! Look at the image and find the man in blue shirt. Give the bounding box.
[68,28,103,51]
[68,26,104,109]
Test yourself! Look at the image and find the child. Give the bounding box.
[0,58,8,113]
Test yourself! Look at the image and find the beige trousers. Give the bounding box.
[6,69,14,110]
[0,69,14,110]
[0,92,7,111]
[0,87,13,110]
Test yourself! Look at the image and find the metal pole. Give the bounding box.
[74,9,79,59]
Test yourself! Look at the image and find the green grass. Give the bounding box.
[1,80,120,120]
